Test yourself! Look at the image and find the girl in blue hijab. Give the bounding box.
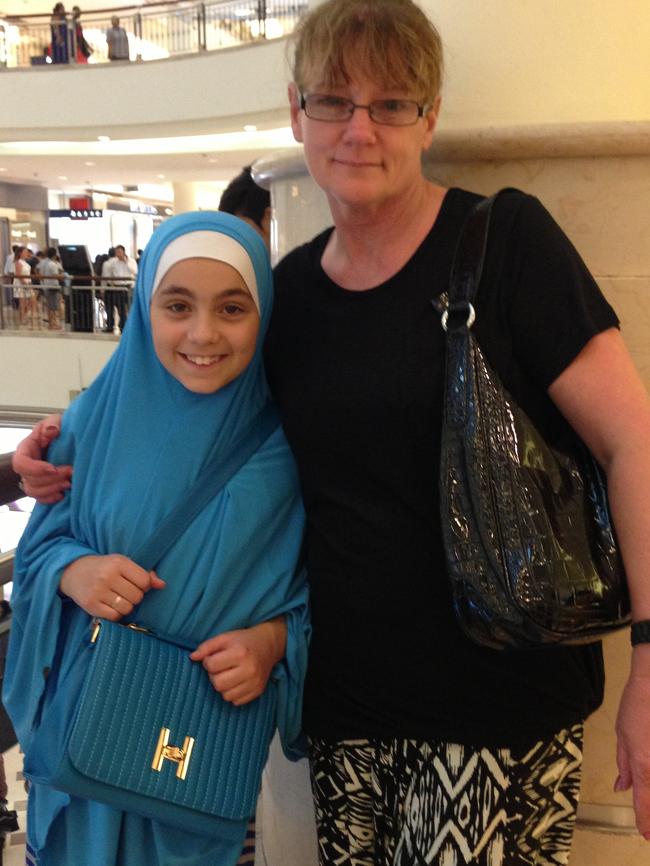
[4,212,309,866]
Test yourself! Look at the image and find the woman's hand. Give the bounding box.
[190,617,287,706]
[615,645,650,839]
[59,555,165,620]
[12,414,71,504]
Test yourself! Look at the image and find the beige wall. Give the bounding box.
[424,0,650,129]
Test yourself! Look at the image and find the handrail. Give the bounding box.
[5,1,185,21]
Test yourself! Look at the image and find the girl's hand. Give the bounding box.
[191,617,287,706]
[12,414,71,504]
[59,555,165,620]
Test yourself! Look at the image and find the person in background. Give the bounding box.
[38,247,64,330]
[101,244,137,332]
[50,2,69,64]
[72,6,92,63]
[12,247,34,327]
[219,166,271,250]
[106,16,130,61]
[3,245,19,308]
[3,245,19,277]
[93,248,111,277]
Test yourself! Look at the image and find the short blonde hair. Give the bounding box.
[289,0,443,105]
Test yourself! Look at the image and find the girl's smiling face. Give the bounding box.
[150,257,260,394]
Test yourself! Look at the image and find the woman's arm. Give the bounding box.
[12,414,72,503]
[548,326,650,839]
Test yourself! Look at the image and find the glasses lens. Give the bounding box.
[303,95,422,125]
[305,95,352,121]
[370,100,420,126]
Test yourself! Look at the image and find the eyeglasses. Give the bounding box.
[300,93,428,127]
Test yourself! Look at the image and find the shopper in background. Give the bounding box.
[101,244,137,332]
[72,6,92,64]
[3,245,19,308]
[219,166,271,250]
[39,247,64,330]
[106,16,130,61]
[50,2,69,65]
[12,247,34,327]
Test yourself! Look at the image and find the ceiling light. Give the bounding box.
[156,174,165,179]
[58,175,68,180]
[85,161,95,166]
[0,167,7,172]
[243,124,257,133]
[97,135,111,143]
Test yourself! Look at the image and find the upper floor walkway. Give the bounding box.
[1,0,307,68]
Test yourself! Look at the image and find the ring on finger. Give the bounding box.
[113,594,123,609]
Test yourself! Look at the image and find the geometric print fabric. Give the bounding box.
[309,724,583,866]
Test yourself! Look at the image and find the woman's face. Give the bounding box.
[289,74,439,213]
[150,257,260,394]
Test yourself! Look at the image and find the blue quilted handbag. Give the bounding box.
[23,406,282,837]
[24,620,276,837]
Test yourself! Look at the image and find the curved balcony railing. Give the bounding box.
[0,0,307,69]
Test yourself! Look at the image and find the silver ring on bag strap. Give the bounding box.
[441,302,476,332]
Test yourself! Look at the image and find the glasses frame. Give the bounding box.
[299,93,428,127]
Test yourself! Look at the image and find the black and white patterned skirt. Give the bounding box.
[309,724,583,866]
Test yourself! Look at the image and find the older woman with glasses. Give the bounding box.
[13,1,650,863]
[265,1,650,863]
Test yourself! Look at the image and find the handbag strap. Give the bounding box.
[445,191,498,320]
[130,403,281,571]
[438,190,506,432]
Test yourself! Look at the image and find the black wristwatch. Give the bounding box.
[630,620,650,646]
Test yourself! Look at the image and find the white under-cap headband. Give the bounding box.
[151,230,259,311]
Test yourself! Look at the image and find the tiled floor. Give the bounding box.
[2,743,26,865]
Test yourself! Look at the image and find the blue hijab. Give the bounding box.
[4,212,309,863]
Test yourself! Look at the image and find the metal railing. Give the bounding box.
[2,276,132,334]
[0,0,307,68]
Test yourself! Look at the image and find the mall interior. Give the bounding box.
[0,0,649,863]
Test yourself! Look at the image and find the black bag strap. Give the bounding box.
[444,191,497,325]
[130,403,281,571]
[437,190,507,432]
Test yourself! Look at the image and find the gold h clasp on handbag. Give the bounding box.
[151,727,195,780]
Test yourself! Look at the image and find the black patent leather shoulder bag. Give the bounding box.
[438,190,630,650]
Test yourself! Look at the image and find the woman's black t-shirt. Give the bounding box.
[265,188,618,749]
